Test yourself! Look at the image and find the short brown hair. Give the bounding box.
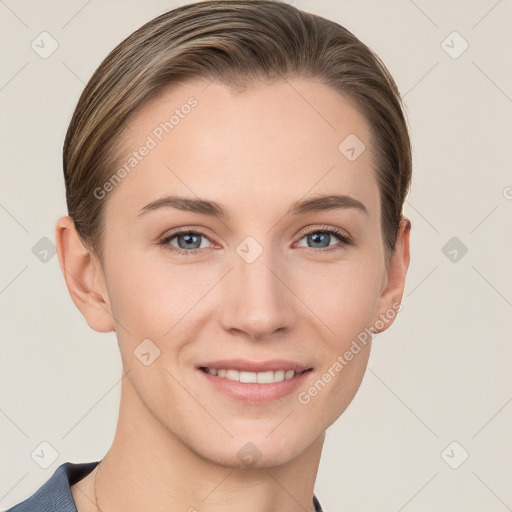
[63,0,412,264]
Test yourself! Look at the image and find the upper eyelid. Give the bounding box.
[297,225,350,238]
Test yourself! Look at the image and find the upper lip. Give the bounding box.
[197,359,312,373]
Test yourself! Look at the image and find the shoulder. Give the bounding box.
[3,461,99,512]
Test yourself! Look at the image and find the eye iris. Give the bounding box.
[308,232,330,248]
[178,233,201,249]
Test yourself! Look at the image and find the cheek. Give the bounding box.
[107,248,179,319]
[294,257,382,343]
[297,266,376,422]
[292,257,380,415]
[106,255,214,361]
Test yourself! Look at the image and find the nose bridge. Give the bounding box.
[220,239,294,338]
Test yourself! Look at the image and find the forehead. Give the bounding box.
[104,77,379,224]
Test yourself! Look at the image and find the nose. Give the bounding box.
[219,246,296,341]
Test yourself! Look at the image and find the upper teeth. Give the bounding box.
[205,368,297,383]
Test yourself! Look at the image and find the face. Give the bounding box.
[78,78,408,467]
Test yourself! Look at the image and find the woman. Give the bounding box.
[7,1,411,510]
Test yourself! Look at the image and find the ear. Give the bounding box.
[55,215,115,333]
[372,217,411,333]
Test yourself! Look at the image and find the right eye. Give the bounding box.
[159,229,215,255]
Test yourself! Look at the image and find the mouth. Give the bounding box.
[196,359,314,403]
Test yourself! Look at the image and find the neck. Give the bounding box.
[93,373,324,512]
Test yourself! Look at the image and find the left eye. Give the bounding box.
[295,228,351,250]
[159,227,351,255]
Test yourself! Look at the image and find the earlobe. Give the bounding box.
[55,215,115,333]
[372,217,411,334]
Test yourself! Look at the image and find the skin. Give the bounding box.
[56,77,411,512]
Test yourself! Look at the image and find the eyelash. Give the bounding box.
[158,226,352,256]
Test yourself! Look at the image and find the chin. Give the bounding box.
[196,431,308,469]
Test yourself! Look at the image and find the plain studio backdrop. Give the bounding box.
[0,1,511,511]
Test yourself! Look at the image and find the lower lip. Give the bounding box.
[198,368,313,403]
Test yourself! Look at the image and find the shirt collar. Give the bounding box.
[6,461,98,512]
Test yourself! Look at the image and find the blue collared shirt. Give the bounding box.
[5,461,324,511]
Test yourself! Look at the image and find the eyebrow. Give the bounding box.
[137,194,368,218]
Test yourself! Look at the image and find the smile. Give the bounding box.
[197,362,314,403]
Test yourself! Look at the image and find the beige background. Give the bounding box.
[1,0,511,510]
